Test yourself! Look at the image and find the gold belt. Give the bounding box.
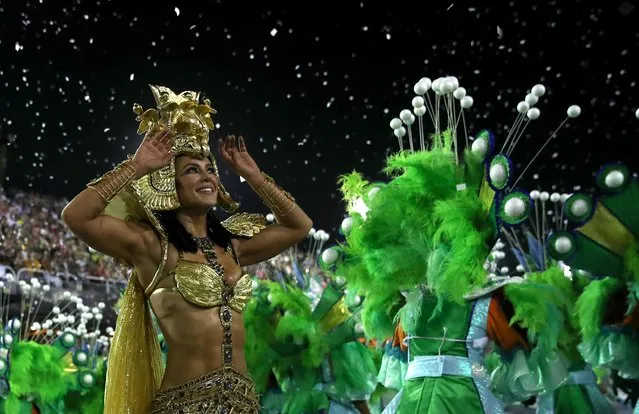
[150,367,259,414]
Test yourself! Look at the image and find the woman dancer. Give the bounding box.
[62,85,312,413]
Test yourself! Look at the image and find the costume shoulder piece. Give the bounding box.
[222,212,268,238]
[103,180,168,241]
[102,181,170,270]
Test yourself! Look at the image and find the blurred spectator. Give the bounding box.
[0,188,122,280]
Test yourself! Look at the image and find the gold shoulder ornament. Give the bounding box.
[221,212,268,238]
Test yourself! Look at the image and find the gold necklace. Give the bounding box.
[192,236,235,367]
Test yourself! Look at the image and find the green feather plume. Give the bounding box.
[333,139,492,333]
[575,277,625,339]
[265,282,327,369]
[266,281,313,318]
[330,341,378,400]
[275,314,327,368]
[571,272,592,296]
[243,288,279,394]
[525,267,583,360]
[337,172,369,214]
[3,394,32,414]
[6,341,70,408]
[504,276,568,356]
[360,292,403,340]
[430,190,493,303]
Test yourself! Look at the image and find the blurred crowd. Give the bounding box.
[0,188,325,283]
[247,247,324,282]
[0,187,328,327]
[0,188,122,279]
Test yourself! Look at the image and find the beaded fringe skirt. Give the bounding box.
[149,367,259,414]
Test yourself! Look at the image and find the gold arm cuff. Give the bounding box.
[254,173,296,217]
[87,160,137,203]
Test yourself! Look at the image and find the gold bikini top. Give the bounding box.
[142,213,267,312]
[149,249,253,313]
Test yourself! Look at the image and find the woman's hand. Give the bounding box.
[131,126,175,178]
[218,135,261,180]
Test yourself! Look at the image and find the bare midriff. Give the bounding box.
[151,298,247,391]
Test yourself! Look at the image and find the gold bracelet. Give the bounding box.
[254,173,296,217]
[87,160,137,203]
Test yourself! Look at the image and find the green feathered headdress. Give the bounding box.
[331,134,496,325]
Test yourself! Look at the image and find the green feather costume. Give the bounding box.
[0,331,106,413]
[315,75,631,413]
[243,255,380,413]
[542,164,639,412]
[0,277,108,413]
[323,127,573,413]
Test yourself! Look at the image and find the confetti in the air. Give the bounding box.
[0,1,636,234]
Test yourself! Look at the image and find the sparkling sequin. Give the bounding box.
[466,297,504,414]
[173,255,252,313]
[192,236,238,370]
[471,361,488,379]
[220,212,268,238]
[149,367,259,413]
[104,272,164,413]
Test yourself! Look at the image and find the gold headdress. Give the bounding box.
[132,85,239,212]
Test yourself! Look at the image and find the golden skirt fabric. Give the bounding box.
[149,367,259,414]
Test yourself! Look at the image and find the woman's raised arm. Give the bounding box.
[61,126,174,266]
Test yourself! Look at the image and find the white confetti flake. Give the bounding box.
[130,73,135,81]
[174,7,180,16]
[270,28,278,37]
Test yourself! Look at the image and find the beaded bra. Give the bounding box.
[149,236,252,368]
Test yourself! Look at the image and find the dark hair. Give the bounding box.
[154,209,235,253]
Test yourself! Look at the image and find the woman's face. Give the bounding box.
[174,155,220,210]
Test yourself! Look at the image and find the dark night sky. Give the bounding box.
[1,0,638,234]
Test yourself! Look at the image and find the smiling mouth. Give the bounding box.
[196,188,215,194]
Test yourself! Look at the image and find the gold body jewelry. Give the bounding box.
[254,173,296,217]
[86,159,137,203]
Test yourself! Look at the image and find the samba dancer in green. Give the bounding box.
[320,77,580,413]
